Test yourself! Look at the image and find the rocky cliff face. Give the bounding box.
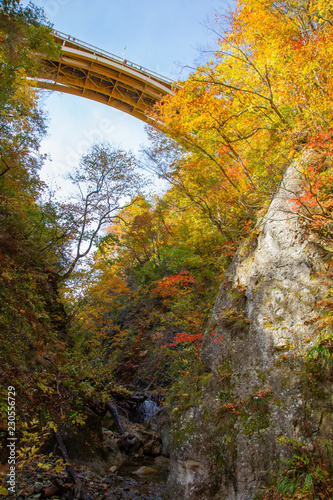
[166,161,333,499]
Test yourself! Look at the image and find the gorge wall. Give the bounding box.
[166,160,333,499]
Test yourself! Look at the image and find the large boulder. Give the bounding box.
[166,161,333,499]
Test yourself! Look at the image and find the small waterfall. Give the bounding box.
[135,399,159,423]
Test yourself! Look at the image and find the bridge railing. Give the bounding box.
[53,30,174,87]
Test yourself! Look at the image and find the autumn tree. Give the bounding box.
[0,0,59,172]
[65,180,228,392]
[0,0,60,268]
[0,1,69,440]
[56,143,144,281]
[153,0,333,245]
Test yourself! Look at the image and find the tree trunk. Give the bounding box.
[55,430,94,500]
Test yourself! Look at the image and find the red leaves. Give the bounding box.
[250,389,273,400]
[152,272,197,299]
[309,129,333,156]
[221,402,243,415]
[211,331,226,345]
[292,187,320,210]
[164,332,203,349]
[290,36,307,49]
[164,330,225,349]
[291,128,333,213]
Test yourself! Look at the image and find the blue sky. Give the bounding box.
[22,0,233,191]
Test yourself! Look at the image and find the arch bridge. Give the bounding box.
[36,31,173,123]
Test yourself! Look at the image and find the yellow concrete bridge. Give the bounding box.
[36,30,173,123]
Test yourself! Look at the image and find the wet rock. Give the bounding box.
[120,432,141,454]
[155,456,169,466]
[143,437,163,456]
[34,482,44,493]
[144,407,170,457]
[102,428,125,467]
[160,422,170,457]
[120,418,145,437]
[132,466,159,475]
[43,485,60,497]
[26,485,35,495]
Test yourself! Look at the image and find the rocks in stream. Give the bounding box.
[132,466,159,475]
[102,420,163,459]
[14,456,166,499]
[155,456,169,467]
[109,401,169,459]
[102,429,125,466]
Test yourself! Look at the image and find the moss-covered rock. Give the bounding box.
[166,162,333,499]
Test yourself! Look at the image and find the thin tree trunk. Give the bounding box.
[55,430,94,500]
[106,401,125,435]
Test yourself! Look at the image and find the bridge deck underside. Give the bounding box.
[36,35,173,123]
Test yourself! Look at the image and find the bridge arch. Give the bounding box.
[35,31,173,123]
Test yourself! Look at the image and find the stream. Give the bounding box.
[105,398,168,499]
[105,457,168,499]
[15,455,168,499]
[13,396,169,499]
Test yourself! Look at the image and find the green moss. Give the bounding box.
[171,419,196,447]
[201,373,213,384]
[242,409,270,435]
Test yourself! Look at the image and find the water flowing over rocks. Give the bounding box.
[135,399,160,423]
[166,161,333,499]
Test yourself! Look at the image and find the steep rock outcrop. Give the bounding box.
[166,162,333,499]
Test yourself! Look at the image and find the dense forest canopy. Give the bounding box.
[1,0,333,497]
